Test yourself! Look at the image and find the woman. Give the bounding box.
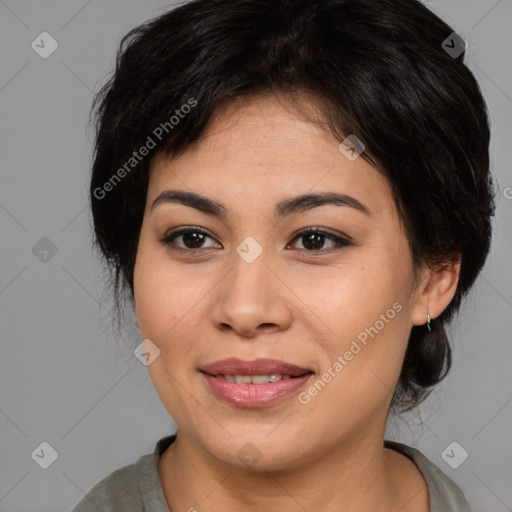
[73,0,495,510]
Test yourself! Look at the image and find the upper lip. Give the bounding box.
[201,358,314,377]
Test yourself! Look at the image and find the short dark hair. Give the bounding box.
[89,0,495,412]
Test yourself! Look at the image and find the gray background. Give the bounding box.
[0,0,510,511]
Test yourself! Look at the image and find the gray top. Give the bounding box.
[71,435,472,511]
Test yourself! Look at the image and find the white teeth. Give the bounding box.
[250,374,271,385]
[219,373,292,384]
[268,372,282,382]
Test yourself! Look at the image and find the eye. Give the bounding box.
[287,227,351,254]
[159,226,351,255]
[158,226,221,252]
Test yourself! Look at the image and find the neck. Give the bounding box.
[158,428,424,512]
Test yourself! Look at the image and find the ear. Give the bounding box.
[410,257,461,327]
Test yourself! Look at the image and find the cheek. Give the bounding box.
[133,241,206,422]
[134,234,203,339]
[133,240,227,400]
[310,252,412,340]
[299,253,414,404]
[301,307,411,423]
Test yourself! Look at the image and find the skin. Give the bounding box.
[133,93,460,512]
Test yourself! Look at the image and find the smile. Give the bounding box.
[200,358,314,407]
[213,373,294,384]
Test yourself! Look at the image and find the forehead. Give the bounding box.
[147,94,395,219]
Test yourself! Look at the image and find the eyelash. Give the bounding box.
[158,226,352,256]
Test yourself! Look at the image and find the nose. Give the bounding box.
[210,251,293,338]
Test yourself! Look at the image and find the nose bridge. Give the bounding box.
[225,243,275,309]
[210,240,292,335]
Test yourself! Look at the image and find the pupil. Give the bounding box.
[303,232,324,250]
[183,231,205,248]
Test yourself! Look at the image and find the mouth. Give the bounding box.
[205,373,307,384]
[200,358,314,407]
[200,357,314,380]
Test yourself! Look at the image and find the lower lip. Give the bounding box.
[202,373,313,407]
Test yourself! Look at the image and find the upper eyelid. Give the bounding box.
[289,226,350,241]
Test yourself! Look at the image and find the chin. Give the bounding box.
[192,427,311,472]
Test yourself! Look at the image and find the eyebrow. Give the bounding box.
[150,189,371,218]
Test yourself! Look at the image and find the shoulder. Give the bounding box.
[70,435,176,512]
[70,461,145,512]
[385,440,472,512]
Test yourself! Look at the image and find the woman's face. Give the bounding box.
[133,94,428,470]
